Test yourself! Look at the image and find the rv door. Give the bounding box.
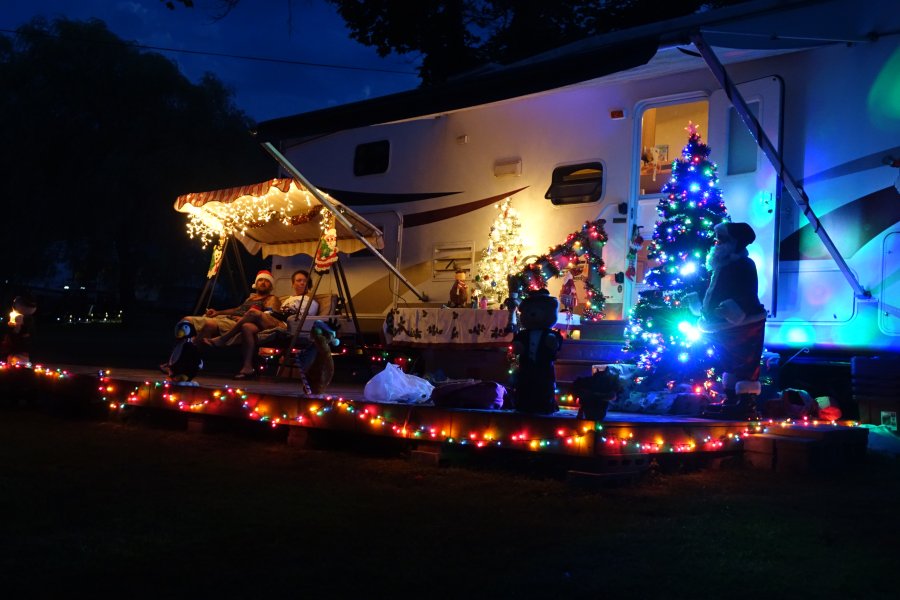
[707,76,783,316]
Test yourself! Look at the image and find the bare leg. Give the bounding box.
[209,309,281,347]
[237,322,261,374]
[181,316,219,342]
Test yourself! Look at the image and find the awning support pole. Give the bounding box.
[690,32,870,300]
[260,142,428,302]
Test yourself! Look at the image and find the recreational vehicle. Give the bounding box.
[255,0,900,364]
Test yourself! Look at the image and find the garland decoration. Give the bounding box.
[509,219,608,321]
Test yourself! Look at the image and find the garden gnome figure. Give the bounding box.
[685,221,767,419]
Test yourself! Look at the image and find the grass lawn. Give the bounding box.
[1,404,898,599]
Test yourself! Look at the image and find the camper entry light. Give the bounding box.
[8,308,20,327]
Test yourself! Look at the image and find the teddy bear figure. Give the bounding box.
[511,288,563,414]
[448,269,469,308]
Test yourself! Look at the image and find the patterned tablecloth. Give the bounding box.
[384,307,513,346]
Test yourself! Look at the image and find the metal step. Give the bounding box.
[557,340,625,362]
[576,319,626,342]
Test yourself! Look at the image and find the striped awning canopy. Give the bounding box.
[174,177,384,258]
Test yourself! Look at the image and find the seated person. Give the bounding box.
[179,270,281,380]
[278,269,320,337]
[204,269,319,379]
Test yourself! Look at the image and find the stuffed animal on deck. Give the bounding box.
[448,269,469,308]
[511,288,563,414]
[571,366,622,421]
[160,320,203,383]
[2,294,37,366]
[296,319,341,394]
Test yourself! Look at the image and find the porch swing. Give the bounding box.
[174,144,428,380]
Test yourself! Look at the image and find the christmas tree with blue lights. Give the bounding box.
[624,123,730,389]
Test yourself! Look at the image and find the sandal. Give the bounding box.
[232,370,257,380]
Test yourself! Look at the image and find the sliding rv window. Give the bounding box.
[354,140,390,176]
[545,163,603,205]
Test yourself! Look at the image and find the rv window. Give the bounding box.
[727,102,760,175]
[354,140,390,176]
[545,163,603,205]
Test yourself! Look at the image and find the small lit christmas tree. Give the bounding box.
[624,123,730,388]
[475,198,527,305]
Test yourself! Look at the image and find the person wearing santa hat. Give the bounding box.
[687,222,767,416]
[177,270,283,379]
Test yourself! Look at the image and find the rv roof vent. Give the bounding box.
[493,157,522,177]
[545,162,603,205]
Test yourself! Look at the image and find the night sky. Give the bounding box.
[1,0,422,123]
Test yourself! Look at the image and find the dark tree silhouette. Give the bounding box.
[159,1,752,84]
[0,17,274,318]
[327,0,751,84]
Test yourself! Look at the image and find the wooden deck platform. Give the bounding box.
[2,362,870,474]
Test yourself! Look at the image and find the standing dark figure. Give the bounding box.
[511,289,563,415]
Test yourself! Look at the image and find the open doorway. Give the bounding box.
[630,100,709,304]
[639,100,709,196]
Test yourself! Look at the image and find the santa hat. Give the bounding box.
[254,270,275,285]
[715,222,755,249]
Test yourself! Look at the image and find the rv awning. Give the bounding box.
[174,178,384,258]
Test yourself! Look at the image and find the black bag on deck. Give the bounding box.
[571,369,622,421]
[431,380,507,409]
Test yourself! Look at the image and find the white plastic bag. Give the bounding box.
[364,363,434,403]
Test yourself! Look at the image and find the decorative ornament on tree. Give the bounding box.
[624,122,731,389]
[625,225,644,281]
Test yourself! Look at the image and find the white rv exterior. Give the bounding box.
[263,0,900,356]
